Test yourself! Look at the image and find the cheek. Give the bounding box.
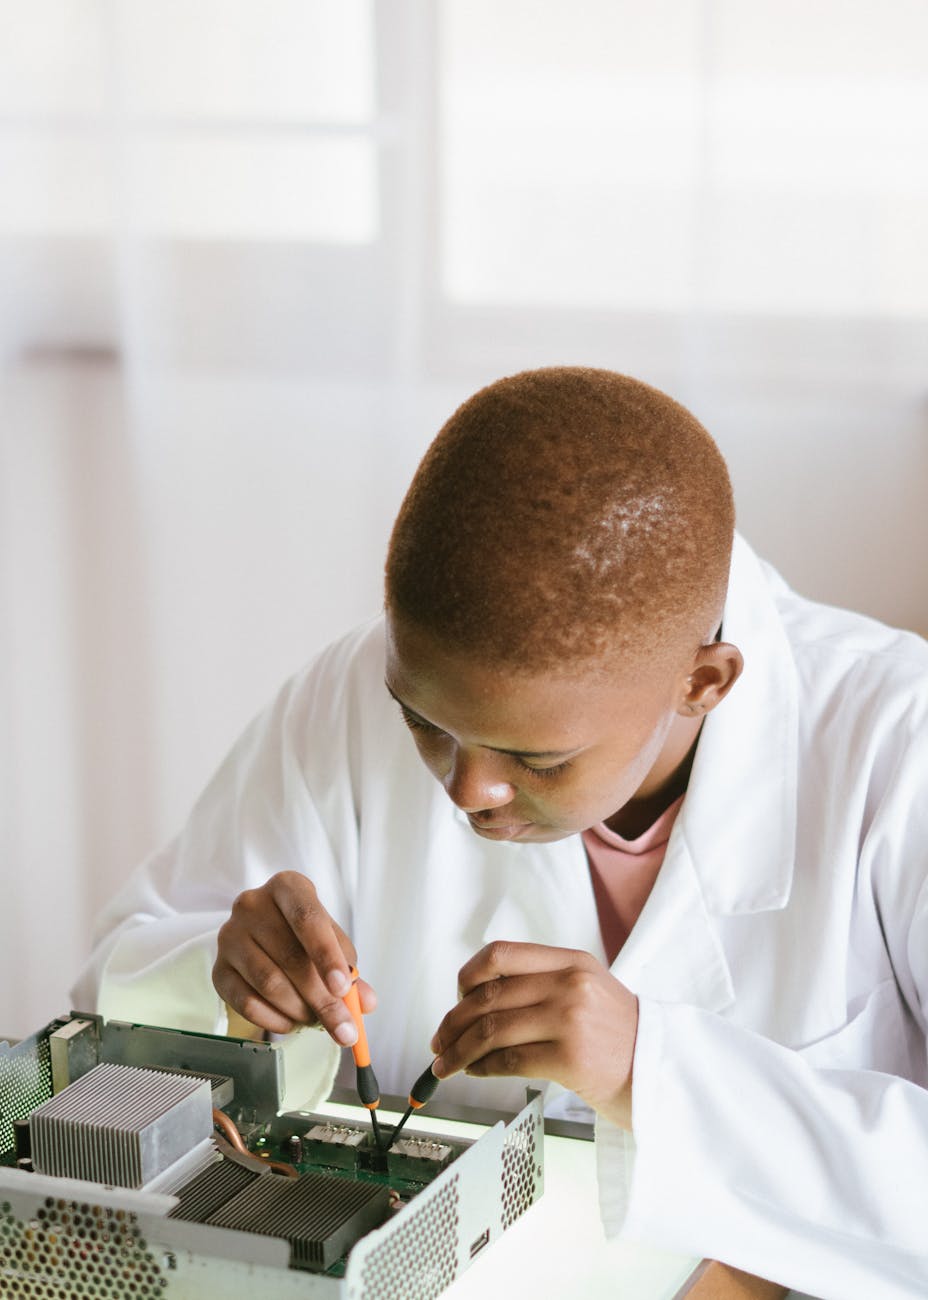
[409,732,448,774]
[518,772,610,830]
[608,716,677,801]
[567,721,674,818]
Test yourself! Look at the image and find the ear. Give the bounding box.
[679,641,743,717]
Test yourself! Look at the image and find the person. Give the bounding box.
[74,368,928,1299]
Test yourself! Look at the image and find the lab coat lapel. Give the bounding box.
[682,534,799,916]
[611,826,735,1012]
[611,537,799,1011]
[468,823,734,1015]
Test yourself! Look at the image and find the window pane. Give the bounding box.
[123,0,374,122]
[0,0,107,117]
[709,0,928,315]
[439,0,928,318]
[0,135,112,234]
[128,134,378,241]
[439,0,701,311]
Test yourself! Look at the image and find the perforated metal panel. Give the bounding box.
[357,1172,460,1300]
[500,1108,543,1230]
[0,1194,166,1297]
[0,1034,52,1157]
[347,1091,544,1300]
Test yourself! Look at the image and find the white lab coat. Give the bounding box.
[73,535,928,1300]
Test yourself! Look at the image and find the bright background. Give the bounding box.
[2,1,927,1037]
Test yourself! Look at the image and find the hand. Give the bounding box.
[429,941,638,1129]
[212,871,376,1043]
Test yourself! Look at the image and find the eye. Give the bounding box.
[396,700,572,779]
[514,757,573,780]
[397,703,443,736]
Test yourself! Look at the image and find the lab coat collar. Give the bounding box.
[678,533,799,916]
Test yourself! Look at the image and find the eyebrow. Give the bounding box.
[384,681,581,761]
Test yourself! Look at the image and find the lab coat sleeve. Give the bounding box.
[597,997,928,1300]
[71,632,364,1077]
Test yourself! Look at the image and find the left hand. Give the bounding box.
[429,941,639,1129]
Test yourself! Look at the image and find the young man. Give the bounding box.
[76,368,928,1298]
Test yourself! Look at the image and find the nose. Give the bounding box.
[442,747,514,812]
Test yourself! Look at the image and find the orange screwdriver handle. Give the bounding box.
[343,967,380,1110]
[342,967,372,1068]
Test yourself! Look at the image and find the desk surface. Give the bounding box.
[446,1125,701,1300]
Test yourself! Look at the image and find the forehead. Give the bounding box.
[384,611,668,747]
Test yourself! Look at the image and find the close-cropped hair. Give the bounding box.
[385,367,735,672]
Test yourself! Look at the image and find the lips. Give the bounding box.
[467,816,532,839]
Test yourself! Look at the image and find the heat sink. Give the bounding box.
[30,1061,212,1188]
[205,1170,392,1271]
[169,1155,263,1222]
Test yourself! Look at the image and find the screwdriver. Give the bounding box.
[342,967,384,1150]
[388,1061,441,1148]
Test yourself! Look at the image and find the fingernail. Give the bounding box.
[429,1034,439,1054]
[328,970,350,997]
[334,1021,358,1046]
[432,1055,446,1077]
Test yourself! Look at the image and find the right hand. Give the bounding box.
[212,871,376,1042]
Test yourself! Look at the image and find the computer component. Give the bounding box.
[302,1122,368,1171]
[168,1151,262,1223]
[0,1011,545,1298]
[204,1169,391,1271]
[387,1135,455,1180]
[29,1061,212,1188]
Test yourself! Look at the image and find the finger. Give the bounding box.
[331,924,378,1009]
[358,978,378,1015]
[218,932,316,1027]
[432,1002,558,1079]
[223,879,362,1044]
[213,959,298,1036]
[230,903,321,1011]
[461,1040,562,1081]
[270,872,356,998]
[228,932,360,1047]
[457,941,598,997]
[237,900,367,1042]
[431,970,553,1055]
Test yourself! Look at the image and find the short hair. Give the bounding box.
[385,367,735,672]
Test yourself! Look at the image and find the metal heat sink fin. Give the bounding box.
[204,1171,391,1271]
[169,1158,262,1222]
[29,1061,212,1188]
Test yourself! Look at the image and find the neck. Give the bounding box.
[604,713,702,839]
